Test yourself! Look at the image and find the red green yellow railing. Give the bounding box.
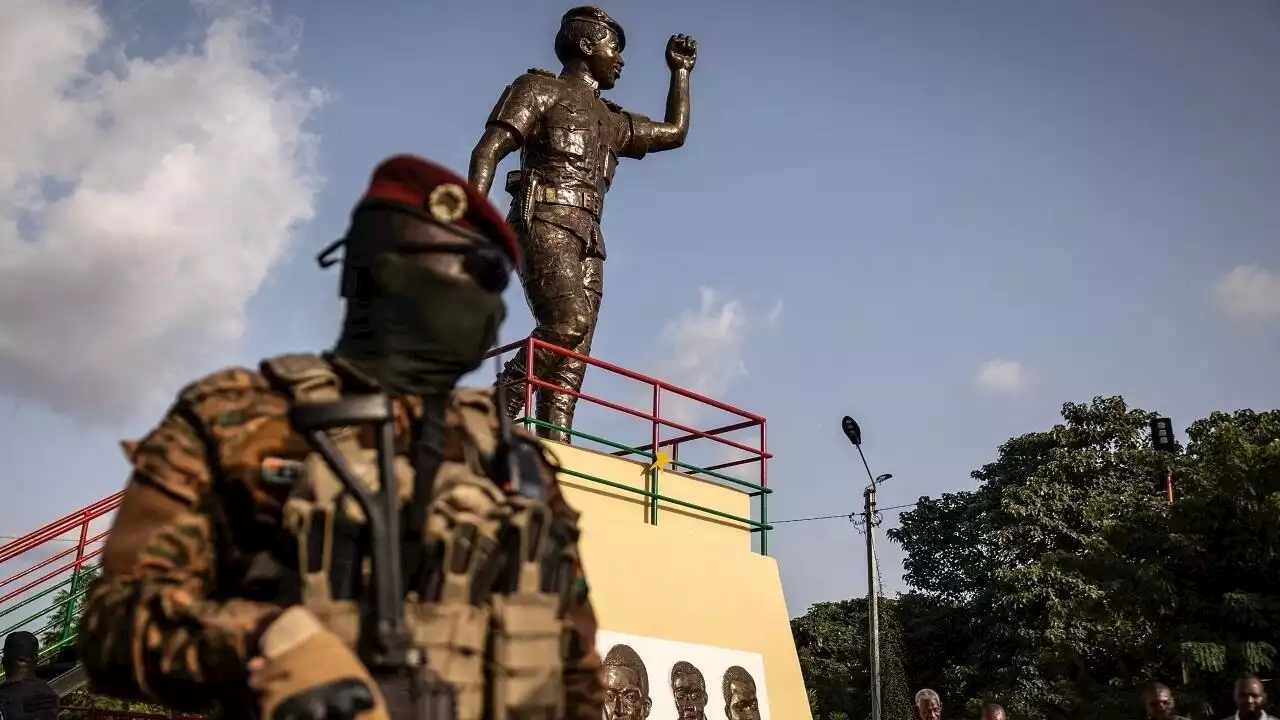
[0,494,119,680]
[489,337,774,554]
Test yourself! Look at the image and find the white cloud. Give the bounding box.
[764,298,784,328]
[0,0,324,424]
[974,359,1028,394]
[654,288,777,428]
[1212,264,1280,323]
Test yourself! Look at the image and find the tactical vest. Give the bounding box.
[258,354,580,720]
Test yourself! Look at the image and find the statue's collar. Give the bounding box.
[559,68,600,96]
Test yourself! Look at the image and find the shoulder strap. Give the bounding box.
[259,353,343,404]
[258,353,368,510]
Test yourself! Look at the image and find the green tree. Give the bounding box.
[885,398,1280,719]
[890,397,1170,718]
[61,687,181,716]
[41,565,99,651]
[792,597,914,720]
[1118,409,1280,717]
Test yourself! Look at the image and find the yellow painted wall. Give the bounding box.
[548,442,809,719]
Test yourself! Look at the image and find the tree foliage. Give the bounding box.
[792,597,913,720]
[42,565,100,650]
[792,398,1280,720]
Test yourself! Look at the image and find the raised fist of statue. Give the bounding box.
[666,34,697,72]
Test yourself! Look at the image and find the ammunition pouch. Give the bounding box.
[408,456,508,720]
[487,495,578,720]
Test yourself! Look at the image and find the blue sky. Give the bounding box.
[1,0,1278,618]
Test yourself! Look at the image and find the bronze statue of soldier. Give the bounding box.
[469,6,697,443]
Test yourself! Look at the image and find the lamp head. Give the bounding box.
[841,415,862,446]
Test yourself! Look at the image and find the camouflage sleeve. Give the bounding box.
[485,72,560,144]
[562,567,605,720]
[78,371,284,710]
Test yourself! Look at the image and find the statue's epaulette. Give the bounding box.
[526,67,558,78]
[601,98,623,113]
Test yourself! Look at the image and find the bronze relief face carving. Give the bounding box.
[603,644,652,719]
[670,661,708,720]
[722,666,761,720]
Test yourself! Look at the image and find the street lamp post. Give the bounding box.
[1150,417,1177,503]
[841,416,892,720]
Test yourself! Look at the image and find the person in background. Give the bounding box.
[915,688,942,720]
[1227,675,1270,720]
[1142,682,1190,720]
[0,631,58,720]
[981,702,1007,720]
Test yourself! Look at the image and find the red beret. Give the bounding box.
[360,154,520,264]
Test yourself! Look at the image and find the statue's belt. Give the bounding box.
[534,186,602,218]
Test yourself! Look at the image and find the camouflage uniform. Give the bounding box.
[78,157,605,720]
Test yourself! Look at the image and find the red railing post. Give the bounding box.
[650,385,661,525]
[61,516,90,646]
[523,337,535,430]
[759,420,769,556]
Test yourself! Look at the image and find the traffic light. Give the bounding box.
[1150,417,1176,454]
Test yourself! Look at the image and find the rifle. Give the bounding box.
[287,365,578,719]
[291,395,456,720]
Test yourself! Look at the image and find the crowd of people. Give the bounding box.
[908,676,1272,720]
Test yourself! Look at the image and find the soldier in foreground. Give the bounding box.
[78,155,603,720]
[469,6,697,442]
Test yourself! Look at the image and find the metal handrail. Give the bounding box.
[0,489,116,680]
[488,337,773,553]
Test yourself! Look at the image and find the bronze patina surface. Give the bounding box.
[470,6,697,443]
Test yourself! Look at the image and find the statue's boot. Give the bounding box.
[495,349,546,421]
[535,388,578,445]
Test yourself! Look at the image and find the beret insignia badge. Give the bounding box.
[428,183,468,224]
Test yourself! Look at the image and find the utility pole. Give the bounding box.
[841,415,891,720]
[863,482,882,720]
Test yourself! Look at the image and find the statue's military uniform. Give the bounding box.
[490,66,656,442]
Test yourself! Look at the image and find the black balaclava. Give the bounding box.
[330,203,509,398]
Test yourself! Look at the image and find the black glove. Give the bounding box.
[272,679,377,720]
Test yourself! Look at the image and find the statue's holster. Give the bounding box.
[505,169,539,235]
